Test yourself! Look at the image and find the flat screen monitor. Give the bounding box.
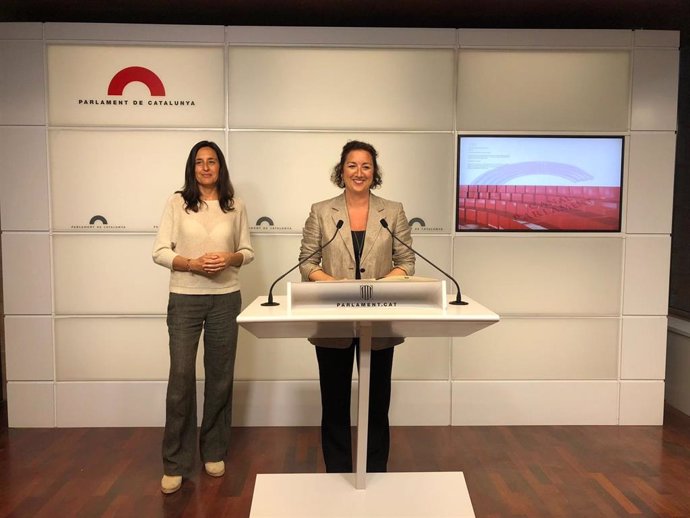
[456,135,624,232]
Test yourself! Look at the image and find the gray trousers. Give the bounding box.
[162,291,241,476]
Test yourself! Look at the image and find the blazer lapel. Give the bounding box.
[330,193,354,262]
[361,193,385,264]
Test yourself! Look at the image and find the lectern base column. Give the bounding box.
[354,322,372,490]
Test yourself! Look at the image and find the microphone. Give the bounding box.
[261,219,344,306]
[380,218,468,306]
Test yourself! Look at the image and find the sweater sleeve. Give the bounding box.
[235,199,255,266]
[152,195,178,270]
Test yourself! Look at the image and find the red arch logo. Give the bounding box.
[107,66,166,96]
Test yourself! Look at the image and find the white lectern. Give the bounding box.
[238,279,499,518]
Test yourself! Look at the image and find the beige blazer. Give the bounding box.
[299,192,415,349]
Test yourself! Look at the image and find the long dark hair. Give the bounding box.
[330,140,383,189]
[177,140,235,213]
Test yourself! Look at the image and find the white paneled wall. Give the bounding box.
[451,381,620,425]
[0,39,46,125]
[47,45,226,127]
[56,381,168,427]
[229,132,455,234]
[616,38,679,423]
[0,24,679,427]
[621,316,668,380]
[7,382,55,427]
[630,49,680,131]
[227,47,455,130]
[457,49,631,131]
[453,236,623,316]
[5,316,54,380]
[54,317,178,380]
[622,235,672,316]
[0,126,50,230]
[52,235,169,315]
[49,130,225,231]
[619,381,665,425]
[626,132,677,234]
[2,233,53,315]
[453,318,620,380]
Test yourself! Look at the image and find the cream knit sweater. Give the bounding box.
[152,193,254,294]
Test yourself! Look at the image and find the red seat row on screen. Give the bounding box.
[528,211,618,231]
[459,208,531,230]
[458,186,620,228]
[459,185,620,203]
[458,206,618,231]
[458,184,621,229]
[459,196,619,217]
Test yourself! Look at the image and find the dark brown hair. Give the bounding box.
[177,140,235,213]
[330,140,382,189]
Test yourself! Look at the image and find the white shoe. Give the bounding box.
[204,460,225,477]
[161,474,182,494]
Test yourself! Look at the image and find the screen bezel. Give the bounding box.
[455,134,626,233]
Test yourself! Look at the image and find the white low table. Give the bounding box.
[250,472,475,518]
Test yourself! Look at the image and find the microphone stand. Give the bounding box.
[380,218,468,306]
[262,220,344,306]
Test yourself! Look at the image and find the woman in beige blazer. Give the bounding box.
[299,140,415,473]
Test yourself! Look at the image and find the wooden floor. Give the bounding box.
[1,406,690,517]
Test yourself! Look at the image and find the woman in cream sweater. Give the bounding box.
[153,140,254,494]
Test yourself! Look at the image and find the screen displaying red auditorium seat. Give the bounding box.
[456,136,624,232]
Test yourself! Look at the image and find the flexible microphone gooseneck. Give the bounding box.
[261,219,344,306]
[380,218,468,306]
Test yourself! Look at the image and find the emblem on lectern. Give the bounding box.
[360,284,373,301]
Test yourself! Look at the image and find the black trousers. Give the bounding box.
[315,340,394,473]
